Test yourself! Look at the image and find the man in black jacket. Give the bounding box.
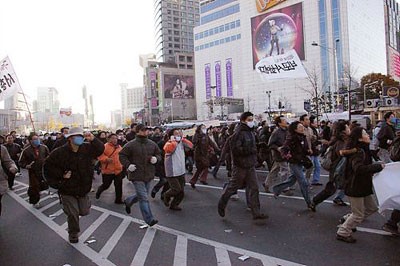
[377,112,396,163]
[218,112,267,221]
[43,127,104,243]
[51,127,69,151]
[126,123,137,142]
[119,124,161,227]
[264,116,289,192]
[3,134,22,189]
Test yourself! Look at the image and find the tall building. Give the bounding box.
[154,0,200,63]
[194,0,387,120]
[384,0,400,81]
[120,84,144,122]
[37,87,60,113]
[110,110,122,129]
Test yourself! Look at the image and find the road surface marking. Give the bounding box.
[13,187,27,193]
[356,227,392,236]
[39,199,60,212]
[38,194,58,204]
[80,212,110,242]
[8,187,116,266]
[99,219,131,259]
[49,208,64,219]
[61,221,68,230]
[173,235,188,266]
[130,227,156,266]
[215,247,231,266]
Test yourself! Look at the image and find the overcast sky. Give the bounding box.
[0,0,156,123]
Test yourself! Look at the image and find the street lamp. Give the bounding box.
[311,39,340,112]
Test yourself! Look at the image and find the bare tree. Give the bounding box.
[342,63,359,121]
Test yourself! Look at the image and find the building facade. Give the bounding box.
[120,83,144,122]
[36,87,60,113]
[110,110,122,129]
[194,0,387,120]
[384,0,400,81]
[154,0,200,63]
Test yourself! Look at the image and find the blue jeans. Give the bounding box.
[273,163,311,205]
[334,189,345,201]
[311,156,321,184]
[125,181,154,224]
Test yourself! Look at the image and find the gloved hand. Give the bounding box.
[128,164,137,172]
[150,156,157,164]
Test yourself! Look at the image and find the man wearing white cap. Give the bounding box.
[43,127,105,243]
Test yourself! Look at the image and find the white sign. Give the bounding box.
[373,162,400,212]
[0,56,22,101]
[255,50,308,82]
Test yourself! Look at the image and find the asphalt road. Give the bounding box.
[0,168,399,266]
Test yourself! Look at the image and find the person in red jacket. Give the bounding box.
[96,133,125,204]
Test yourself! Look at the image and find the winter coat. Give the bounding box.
[164,139,193,177]
[43,138,104,197]
[0,146,17,195]
[3,143,22,163]
[231,123,258,169]
[310,126,321,156]
[51,137,67,151]
[19,144,50,182]
[344,145,383,197]
[268,127,287,162]
[119,135,161,182]
[98,143,123,175]
[377,122,396,150]
[193,132,217,168]
[280,132,310,164]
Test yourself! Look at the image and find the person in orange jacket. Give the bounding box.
[96,133,125,204]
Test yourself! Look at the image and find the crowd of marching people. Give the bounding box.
[0,111,399,244]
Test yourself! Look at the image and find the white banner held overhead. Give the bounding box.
[255,50,308,82]
[0,56,22,101]
[373,162,400,213]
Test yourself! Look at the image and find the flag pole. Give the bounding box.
[19,91,36,132]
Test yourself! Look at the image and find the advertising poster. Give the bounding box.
[215,61,221,97]
[226,59,233,97]
[163,75,195,99]
[205,64,211,99]
[251,2,305,68]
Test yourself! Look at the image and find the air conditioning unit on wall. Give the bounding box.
[366,99,379,108]
[384,97,397,106]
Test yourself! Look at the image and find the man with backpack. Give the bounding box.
[377,112,396,163]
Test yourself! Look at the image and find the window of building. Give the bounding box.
[236,20,240,27]
[174,31,180,35]
[187,56,192,62]
[199,32,203,38]
[225,23,230,31]
[225,36,231,43]
[179,56,185,62]
[187,65,193,69]
[195,46,200,51]
[219,25,224,32]
[237,34,241,39]
[200,44,204,50]
[209,28,214,36]
[200,4,240,25]
[182,18,187,23]
[173,11,179,16]
[173,17,179,22]
[205,43,209,48]
[231,34,236,41]
[214,40,220,46]
[174,37,180,42]
[230,22,236,29]
[210,42,214,47]
[174,44,180,48]
[204,31,209,37]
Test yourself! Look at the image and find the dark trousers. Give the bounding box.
[5,161,19,189]
[28,173,41,205]
[97,172,124,201]
[190,165,208,184]
[386,209,400,229]
[0,195,2,216]
[152,177,167,194]
[313,171,344,205]
[164,175,185,207]
[61,194,91,234]
[218,166,261,217]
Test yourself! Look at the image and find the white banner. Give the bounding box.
[0,56,22,101]
[255,50,308,82]
[373,162,400,212]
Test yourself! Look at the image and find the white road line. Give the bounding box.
[356,227,392,236]
[13,187,28,194]
[99,219,131,259]
[173,235,188,266]
[80,212,110,242]
[21,194,30,200]
[8,190,116,266]
[130,227,156,266]
[215,247,231,266]
[49,209,64,219]
[90,206,305,266]
[39,199,60,212]
[61,221,68,230]
[38,194,58,204]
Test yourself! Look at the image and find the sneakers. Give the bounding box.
[69,233,79,243]
[230,194,239,201]
[147,219,158,227]
[124,200,131,214]
[333,199,348,206]
[382,224,400,237]
[336,234,356,243]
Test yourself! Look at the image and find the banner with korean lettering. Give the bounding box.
[205,64,211,99]
[215,61,221,97]
[226,59,233,97]
[0,56,22,101]
[255,50,307,81]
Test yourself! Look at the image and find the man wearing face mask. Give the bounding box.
[45,133,57,150]
[19,133,50,205]
[218,112,268,221]
[163,129,193,210]
[377,112,396,163]
[43,127,105,243]
[51,127,70,151]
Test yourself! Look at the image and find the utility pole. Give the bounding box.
[266,91,272,118]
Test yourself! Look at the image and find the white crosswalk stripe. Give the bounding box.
[130,227,156,266]
[215,247,231,266]
[80,212,109,242]
[99,218,131,259]
[173,235,188,266]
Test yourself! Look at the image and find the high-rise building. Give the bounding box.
[154,0,200,63]
[384,0,400,81]
[110,110,122,129]
[120,84,144,122]
[37,87,60,113]
[194,0,387,120]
